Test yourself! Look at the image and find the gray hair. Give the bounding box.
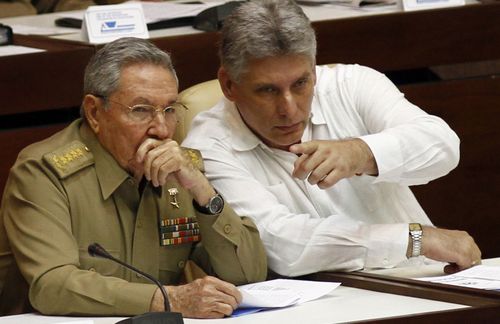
[220,0,316,81]
[83,37,177,105]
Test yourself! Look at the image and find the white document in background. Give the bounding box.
[82,2,149,44]
[238,279,340,308]
[56,1,223,25]
[416,265,500,290]
[0,45,45,57]
[139,1,223,23]
[9,24,76,36]
[402,0,464,11]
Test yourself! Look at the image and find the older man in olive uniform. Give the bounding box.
[0,37,267,318]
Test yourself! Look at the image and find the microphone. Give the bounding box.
[88,243,184,324]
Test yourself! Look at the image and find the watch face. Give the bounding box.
[209,195,224,214]
[409,223,422,232]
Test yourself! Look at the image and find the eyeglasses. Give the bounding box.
[95,95,187,123]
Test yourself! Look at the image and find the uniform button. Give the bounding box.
[223,224,232,234]
[127,178,135,185]
[89,267,96,272]
[84,146,90,152]
[177,260,185,269]
[137,221,143,228]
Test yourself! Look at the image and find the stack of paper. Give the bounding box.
[234,279,340,317]
[416,265,500,290]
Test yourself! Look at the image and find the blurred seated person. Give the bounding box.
[0,37,266,317]
[0,0,36,18]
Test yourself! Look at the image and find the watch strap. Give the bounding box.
[409,223,423,258]
[192,191,224,215]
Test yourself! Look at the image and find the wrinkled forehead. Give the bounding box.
[239,55,315,84]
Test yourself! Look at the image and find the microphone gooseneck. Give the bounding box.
[87,242,172,313]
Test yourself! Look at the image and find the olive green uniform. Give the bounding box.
[0,119,267,316]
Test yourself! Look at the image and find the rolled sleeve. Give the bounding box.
[359,133,404,182]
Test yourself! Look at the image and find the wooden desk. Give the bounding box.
[0,35,92,192]
[0,276,499,323]
[304,258,500,322]
[0,35,92,115]
[2,1,499,98]
[313,2,500,71]
[308,271,500,323]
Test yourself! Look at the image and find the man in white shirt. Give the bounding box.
[183,0,481,276]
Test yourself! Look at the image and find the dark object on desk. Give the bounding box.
[54,17,82,29]
[117,312,183,324]
[193,1,243,32]
[0,23,13,46]
[55,16,195,31]
[88,243,184,324]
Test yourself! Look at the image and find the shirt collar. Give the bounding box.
[310,96,326,126]
[225,96,326,152]
[225,99,263,152]
[79,122,132,200]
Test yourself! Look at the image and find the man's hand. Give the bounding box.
[135,138,199,188]
[289,139,378,189]
[134,138,216,205]
[420,226,482,274]
[151,276,242,318]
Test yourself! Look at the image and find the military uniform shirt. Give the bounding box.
[0,119,267,315]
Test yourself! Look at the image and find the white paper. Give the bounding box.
[140,1,223,24]
[53,321,94,324]
[416,265,500,290]
[238,279,340,308]
[9,24,76,36]
[57,1,223,25]
[83,3,149,44]
[402,0,465,11]
[0,45,45,57]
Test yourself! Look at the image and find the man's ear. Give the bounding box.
[82,94,101,134]
[217,67,236,101]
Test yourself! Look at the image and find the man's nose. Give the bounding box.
[277,91,299,117]
[148,112,172,139]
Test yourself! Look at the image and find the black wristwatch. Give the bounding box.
[193,191,224,215]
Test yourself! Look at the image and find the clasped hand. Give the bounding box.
[133,138,204,189]
[289,139,378,189]
[166,276,242,318]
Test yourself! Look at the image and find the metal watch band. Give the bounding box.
[409,223,423,258]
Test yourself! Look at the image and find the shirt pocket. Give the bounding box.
[158,245,191,284]
[265,182,300,214]
[78,248,121,276]
[349,176,382,213]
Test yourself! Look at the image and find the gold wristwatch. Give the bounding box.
[409,223,423,257]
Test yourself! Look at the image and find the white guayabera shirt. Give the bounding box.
[183,64,459,276]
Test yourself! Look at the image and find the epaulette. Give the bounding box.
[182,147,205,172]
[43,141,94,179]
